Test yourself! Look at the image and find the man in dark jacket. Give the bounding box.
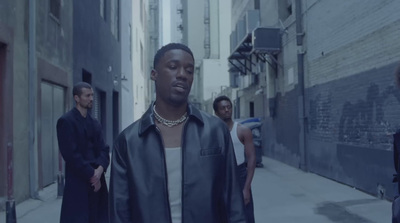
[56,82,110,223]
[109,43,247,223]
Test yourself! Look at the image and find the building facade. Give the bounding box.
[181,0,233,111]
[121,0,134,129]
[0,0,124,210]
[230,0,400,199]
[0,0,74,209]
[73,0,122,145]
[146,0,161,105]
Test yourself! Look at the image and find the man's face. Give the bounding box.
[75,87,94,109]
[215,100,232,121]
[151,49,194,106]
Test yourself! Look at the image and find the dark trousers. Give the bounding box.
[88,175,109,223]
[238,163,255,223]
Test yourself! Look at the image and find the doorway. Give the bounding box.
[250,101,255,117]
[40,82,65,186]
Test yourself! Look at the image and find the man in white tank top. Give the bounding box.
[213,96,256,223]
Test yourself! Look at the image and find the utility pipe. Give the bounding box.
[296,0,307,171]
[6,143,16,223]
[29,0,38,198]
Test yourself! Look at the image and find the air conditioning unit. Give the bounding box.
[252,27,281,54]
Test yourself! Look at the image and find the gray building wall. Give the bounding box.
[36,0,74,190]
[0,0,30,207]
[257,0,400,199]
[0,0,74,209]
[73,0,122,146]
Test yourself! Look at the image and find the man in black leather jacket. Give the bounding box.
[109,43,247,223]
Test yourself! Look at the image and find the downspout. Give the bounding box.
[296,0,307,171]
[204,0,210,59]
[29,0,38,198]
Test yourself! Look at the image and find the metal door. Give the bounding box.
[40,82,65,186]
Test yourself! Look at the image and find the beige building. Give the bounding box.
[132,0,151,121]
[181,0,234,113]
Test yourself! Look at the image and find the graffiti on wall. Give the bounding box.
[338,83,398,146]
[309,83,400,146]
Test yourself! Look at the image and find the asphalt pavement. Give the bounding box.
[0,156,392,223]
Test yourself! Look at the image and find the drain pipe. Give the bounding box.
[28,0,38,198]
[296,0,307,171]
[204,0,210,59]
[6,143,16,223]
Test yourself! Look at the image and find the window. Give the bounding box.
[50,0,61,21]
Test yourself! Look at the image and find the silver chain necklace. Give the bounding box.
[153,105,187,127]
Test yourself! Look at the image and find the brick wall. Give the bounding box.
[263,0,400,199]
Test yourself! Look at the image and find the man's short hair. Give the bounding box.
[153,43,194,69]
[213,95,232,112]
[73,82,92,97]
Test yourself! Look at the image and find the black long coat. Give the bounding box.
[56,108,110,223]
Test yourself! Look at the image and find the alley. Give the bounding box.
[0,156,392,223]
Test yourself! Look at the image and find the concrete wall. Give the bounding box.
[0,0,29,207]
[0,0,74,208]
[36,0,74,191]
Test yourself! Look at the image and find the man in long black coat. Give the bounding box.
[56,82,110,223]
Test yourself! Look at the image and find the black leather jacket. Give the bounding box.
[109,103,246,223]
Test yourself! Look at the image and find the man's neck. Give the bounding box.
[76,106,87,118]
[154,101,188,120]
[224,119,234,131]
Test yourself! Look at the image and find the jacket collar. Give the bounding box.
[139,102,204,136]
[72,107,89,120]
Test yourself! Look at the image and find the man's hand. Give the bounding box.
[243,188,251,205]
[90,166,104,186]
[93,180,101,192]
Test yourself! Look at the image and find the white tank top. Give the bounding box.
[165,147,182,223]
[230,122,245,165]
